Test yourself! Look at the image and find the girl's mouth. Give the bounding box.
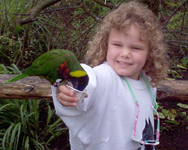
[117,61,132,66]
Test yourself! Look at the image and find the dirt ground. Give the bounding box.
[156,125,188,150]
[50,101,188,150]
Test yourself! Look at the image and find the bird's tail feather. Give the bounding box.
[0,74,28,85]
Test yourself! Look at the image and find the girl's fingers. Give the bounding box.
[57,85,78,106]
[56,85,88,107]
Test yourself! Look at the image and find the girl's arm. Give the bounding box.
[51,64,97,117]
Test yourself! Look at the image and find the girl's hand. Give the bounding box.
[57,85,88,107]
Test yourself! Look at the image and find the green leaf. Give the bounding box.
[177,103,188,109]
[165,120,180,125]
[11,64,21,73]
[24,136,30,150]
[177,64,186,69]
[159,112,165,119]
[0,64,9,74]
[181,57,188,66]
[161,109,177,121]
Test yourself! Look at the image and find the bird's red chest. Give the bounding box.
[57,61,69,79]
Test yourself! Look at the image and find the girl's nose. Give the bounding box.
[121,49,131,58]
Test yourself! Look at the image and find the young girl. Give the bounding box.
[51,1,168,150]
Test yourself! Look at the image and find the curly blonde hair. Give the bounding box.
[85,1,168,86]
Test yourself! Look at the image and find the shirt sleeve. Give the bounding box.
[51,64,97,117]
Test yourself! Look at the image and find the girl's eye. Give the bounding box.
[113,43,122,47]
[132,47,142,50]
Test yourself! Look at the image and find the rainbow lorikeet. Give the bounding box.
[1,49,89,91]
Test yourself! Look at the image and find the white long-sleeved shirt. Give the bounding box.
[51,62,157,150]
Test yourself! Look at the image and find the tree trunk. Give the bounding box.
[0,74,188,101]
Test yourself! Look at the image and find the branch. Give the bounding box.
[164,30,188,37]
[80,1,101,22]
[17,0,61,26]
[166,40,188,48]
[14,6,80,16]
[93,0,115,9]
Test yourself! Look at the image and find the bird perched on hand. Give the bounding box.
[1,49,89,91]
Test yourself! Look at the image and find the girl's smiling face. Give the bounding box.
[106,25,149,80]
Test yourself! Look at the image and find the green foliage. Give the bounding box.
[158,102,188,131]
[0,0,26,65]
[0,64,66,150]
[0,64,21,74]
[0,32,23,65]
[0,0,30,32]
[162,0,188,79]
[0,99,66,150]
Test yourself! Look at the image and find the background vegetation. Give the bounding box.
[0,0,188,149]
